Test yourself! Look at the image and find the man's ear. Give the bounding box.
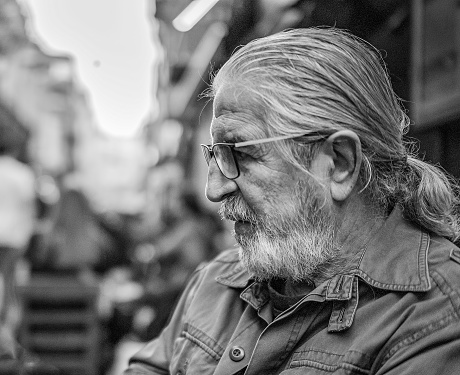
[322,130,362,202]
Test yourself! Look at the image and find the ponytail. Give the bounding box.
[402,157,460,242]
[367,155,460,242]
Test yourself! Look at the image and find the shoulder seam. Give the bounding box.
[377,311,459,369]
[431,269,460,312]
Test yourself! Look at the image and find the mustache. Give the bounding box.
[218,194,259,224]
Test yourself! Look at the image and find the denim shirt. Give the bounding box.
[125,207,460,374]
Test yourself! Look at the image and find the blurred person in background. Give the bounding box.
[0,154,36,359]
[0,155,60,373]
[125,28,460,374]
[27,181,128,274]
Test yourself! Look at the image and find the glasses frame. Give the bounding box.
[201,132,328,180]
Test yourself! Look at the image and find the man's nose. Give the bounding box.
[205,158,238,202]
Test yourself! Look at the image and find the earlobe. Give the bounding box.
[324,130,362,202]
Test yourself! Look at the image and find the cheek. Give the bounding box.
[237,157,306,212]
[240,176,300,216]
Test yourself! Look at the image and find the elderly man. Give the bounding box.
[125,28,460,374]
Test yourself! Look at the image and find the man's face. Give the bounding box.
[206,84,338,283]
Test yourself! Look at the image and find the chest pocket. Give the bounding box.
[285,349,373,374]
[170,322,223,375]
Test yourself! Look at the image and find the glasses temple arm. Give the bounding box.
[234,133,327,148]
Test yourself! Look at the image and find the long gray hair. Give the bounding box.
[210,27,460,242]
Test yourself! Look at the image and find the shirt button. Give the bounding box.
[229,346,245,362]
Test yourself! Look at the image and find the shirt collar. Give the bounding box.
[215,255,252,288]
[355,206,431,292]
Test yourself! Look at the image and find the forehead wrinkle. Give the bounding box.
[211,84,268,143]
[211,111,263,141]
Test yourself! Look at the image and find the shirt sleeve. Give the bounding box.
[124,267,205,375]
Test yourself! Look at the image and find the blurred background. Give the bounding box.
[0,0,458,374]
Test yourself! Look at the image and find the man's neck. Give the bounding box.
[309,199,387,286]
[336,199,387,254]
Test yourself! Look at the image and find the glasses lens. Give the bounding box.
[214,144,238,179]
[200,145,212,165]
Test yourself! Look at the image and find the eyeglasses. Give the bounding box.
[200,132,327,179]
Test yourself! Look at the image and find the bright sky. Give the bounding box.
[19,0,158,138]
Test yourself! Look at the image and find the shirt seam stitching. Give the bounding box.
[431,269,460,311]
[378,311,458,368]
[290,349,373,373]
[183,322,225,360]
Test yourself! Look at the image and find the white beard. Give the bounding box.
[219,182,339,283]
